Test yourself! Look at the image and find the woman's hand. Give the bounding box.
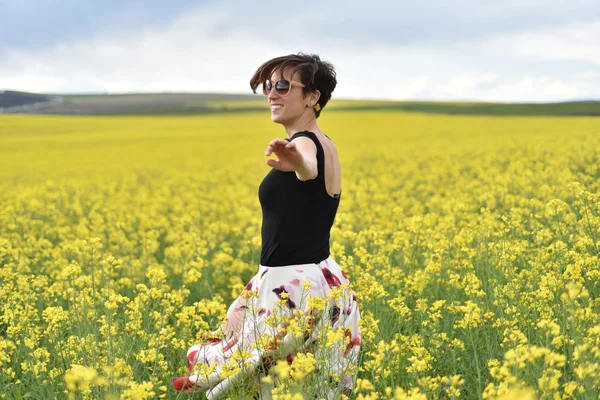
[265,137,318,180]
[265,139,305,172]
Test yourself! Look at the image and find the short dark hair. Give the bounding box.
[249,53,337,118]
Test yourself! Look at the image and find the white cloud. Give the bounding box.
[0,6,599,102]
[482,76,581,102]
[389,77,431,99]
[0,7,285,94]
[441,73,499,98]
[0,66,67,93]
[574,71,600,80]
[482,20,600,64]
[425,75,583,102]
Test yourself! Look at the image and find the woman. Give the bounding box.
[172,53,361,399]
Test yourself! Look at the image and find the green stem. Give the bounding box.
[469,326,483,400]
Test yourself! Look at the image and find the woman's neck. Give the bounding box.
[284,117,320,138]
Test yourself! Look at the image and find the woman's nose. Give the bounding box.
[267,87,279,99]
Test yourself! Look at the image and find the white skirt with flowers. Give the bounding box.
[171,256,361,399]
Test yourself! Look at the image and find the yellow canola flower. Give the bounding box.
[64,364,108,398]
[272,393,305,400]
[3,110,600,400]
[290,352,316,380]
[493,386,536,400]
[272,359,292,379]
[121,381,156,400]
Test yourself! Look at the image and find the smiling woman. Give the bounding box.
[171,53,360,400]
[250,53,337,120]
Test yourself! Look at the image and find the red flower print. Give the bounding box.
[273,285,296,309]
[171,376,195,391]
[187,350,198,371]
[322,268,341,288]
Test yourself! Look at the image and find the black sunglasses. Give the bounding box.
[263,79,306,96]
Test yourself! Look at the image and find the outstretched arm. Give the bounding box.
[265,137,318,181]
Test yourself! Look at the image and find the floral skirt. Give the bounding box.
[171,256,361,399]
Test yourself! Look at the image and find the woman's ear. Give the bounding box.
[312,90,321,107]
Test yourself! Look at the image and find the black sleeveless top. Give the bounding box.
[258,131,341,266]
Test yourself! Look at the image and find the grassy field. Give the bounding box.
[205,99,600,116]
[1,90,599,116]
[1,111,600,399]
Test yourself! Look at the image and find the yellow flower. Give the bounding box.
[64,364,108,398]
[121,381,156,400]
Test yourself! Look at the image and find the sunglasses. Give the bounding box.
[263,79,305,96]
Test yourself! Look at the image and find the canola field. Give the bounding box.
[1,111,600,399]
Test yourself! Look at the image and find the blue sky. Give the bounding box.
[1,0,599,101]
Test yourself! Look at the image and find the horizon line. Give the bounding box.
[1,89,599,105]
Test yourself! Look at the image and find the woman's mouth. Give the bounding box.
[270,104,284,111]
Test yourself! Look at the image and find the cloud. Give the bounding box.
[478,76,582,102]
[389,77,431,99]
[0,0,209,52]
[421,74,585,102]
[441,74,500,98]
[3,1,600,53]
[0,3,599,101]
[574,71,600,80]
[0,7,283,94]
[482,20,600,65]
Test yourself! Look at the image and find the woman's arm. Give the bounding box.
[265,137,318,181]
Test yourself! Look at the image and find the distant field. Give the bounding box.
[0,90,59,109]
[208,98,600,117]
[0,92,262,115]
[0,90,599,116]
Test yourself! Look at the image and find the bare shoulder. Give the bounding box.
[320,134,340,158]
[291,135,318,154]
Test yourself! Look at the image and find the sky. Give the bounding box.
[0,0,599,102]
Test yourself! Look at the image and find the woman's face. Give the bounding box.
[266,68,308,125]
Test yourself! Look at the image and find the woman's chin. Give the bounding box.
[270,114,285,124]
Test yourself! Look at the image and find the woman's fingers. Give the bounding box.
[265,139,288,156]
[266,139,300,157]
[266,158,282,169]
[265,144,277,156]
[265,138,302,171]
[284,141,297,150]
